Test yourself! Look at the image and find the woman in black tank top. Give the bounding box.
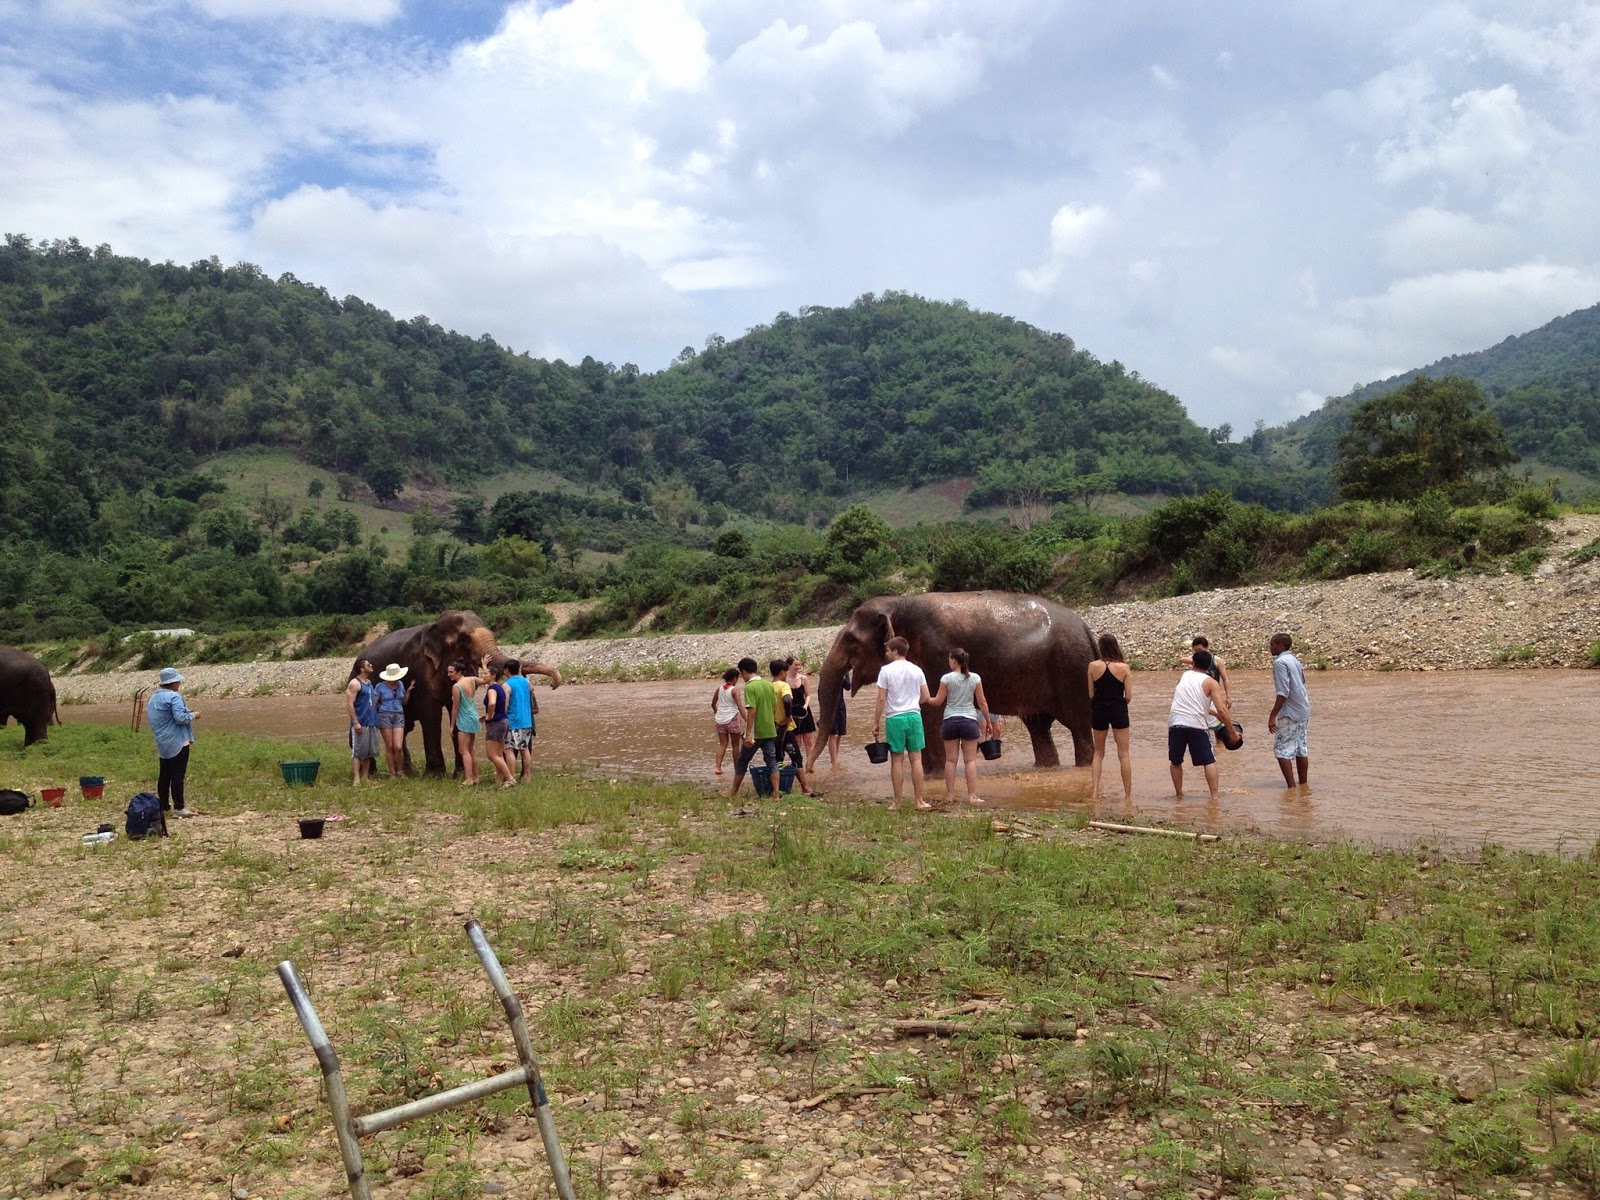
[1086,633,1134,803]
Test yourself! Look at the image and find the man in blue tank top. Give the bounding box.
[345,658,380,784]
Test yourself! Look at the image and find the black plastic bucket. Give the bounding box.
[865,741,890,764]
[298,817,326,839]
[978,738,1002,761]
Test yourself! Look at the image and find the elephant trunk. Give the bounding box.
[469,626,503,669]
[805,638,854,770]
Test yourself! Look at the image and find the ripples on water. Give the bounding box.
[67,669,1600,852]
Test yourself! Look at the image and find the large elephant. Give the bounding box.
[350,610,561,776]
[0,645,59,747]
[807,592,1097,772]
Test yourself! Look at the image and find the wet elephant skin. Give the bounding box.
[807,592,1096,772]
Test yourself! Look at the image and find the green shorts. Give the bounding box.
[885,711,925,754]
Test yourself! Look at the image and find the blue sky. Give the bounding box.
[4,0,1599,431]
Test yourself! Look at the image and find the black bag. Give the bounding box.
[0,789,30,816]
[125,792,166,839]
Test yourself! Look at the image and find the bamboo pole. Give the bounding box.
[1088,820,1220,843]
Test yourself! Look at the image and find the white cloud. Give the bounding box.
[1382,205,1517,273]
[1126,165,1163,194]
[1015,202,1112,294]
[251,185,696,353]
[1378,84,1540,183]
[191,0,400,21]
[1334,261,1600,346]
[1150,64,1179,90]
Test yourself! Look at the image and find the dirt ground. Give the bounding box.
[2,783,1596,1200]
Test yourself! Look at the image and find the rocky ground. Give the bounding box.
[53,516,1600,707]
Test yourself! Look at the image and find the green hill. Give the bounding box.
[0,238,1291,541]
[0,234,1311,642]
[1268,302,1600,496]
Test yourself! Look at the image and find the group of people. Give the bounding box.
[1088,632,1312,804]
[718,656,828,802]
[344,655,541,786]
[712,641,1001,811]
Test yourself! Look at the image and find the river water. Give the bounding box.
[69,669,1600,852]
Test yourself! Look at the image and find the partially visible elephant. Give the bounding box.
[0,645,60,747]
[806,592,1097,772]
[350,610,561,776]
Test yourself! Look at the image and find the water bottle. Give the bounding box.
[81,831,115,846]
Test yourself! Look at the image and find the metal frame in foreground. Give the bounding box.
[277,918,576,1200]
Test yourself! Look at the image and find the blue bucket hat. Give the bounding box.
[158,667,184,685]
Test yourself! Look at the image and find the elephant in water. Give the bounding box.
[806,592,1097,772]
[0,645,59,747]
[351,610,561,776]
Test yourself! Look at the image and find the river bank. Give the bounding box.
[51,514,1600,706]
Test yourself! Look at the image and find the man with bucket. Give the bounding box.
[872,637,934,811]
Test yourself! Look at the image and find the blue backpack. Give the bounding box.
[125,792,165,839]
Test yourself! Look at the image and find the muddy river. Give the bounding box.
[68,669,1599,852]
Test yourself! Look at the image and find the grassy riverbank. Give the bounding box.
[3,727,1600,1199]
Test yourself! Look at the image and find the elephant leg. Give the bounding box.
[1022,714,1062,769]
[418,706,447,776]
[920,712,946,773]
[1063,715,1094,768]
[23,719,46,747]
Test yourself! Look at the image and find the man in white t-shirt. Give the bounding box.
[872,636,933,810]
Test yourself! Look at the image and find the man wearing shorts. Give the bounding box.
[1168,649,1234,802]
[345,658,380,785]
[729,658,779,800]
[504,659,535,782]
[1267,633,1311,787]
[873,637,933,810]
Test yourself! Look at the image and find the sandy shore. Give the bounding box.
[53,514,1600,706]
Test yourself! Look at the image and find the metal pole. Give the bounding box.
[352,1067,530,1136]
[465,919,578,1200]
[277,961,372,1200]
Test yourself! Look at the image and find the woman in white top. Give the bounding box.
[711,666,743,776]
[928,647,996,805]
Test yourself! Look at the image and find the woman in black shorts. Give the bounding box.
[1086,633,1133,803]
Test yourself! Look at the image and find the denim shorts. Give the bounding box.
[376,711,404,730]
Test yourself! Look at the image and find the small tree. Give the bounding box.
[362,455,405,506]
[307,477,325,503]
[713,528,751,559]
[1335,375,1518,503]
[448,495,486,544]
[818,504,894,583]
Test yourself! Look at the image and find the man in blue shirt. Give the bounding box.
[146,667,199,816]
[345,658,380,785]
[1267,633,1311,787]
[504,660,534,783]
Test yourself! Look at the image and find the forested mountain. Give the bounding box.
[0,236,1292,550]
[1273,302,1600,484]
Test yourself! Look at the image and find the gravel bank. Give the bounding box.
[55,515,1600,706]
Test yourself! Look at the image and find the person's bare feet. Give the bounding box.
[915,799,935,810]
[966,796,985,805]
